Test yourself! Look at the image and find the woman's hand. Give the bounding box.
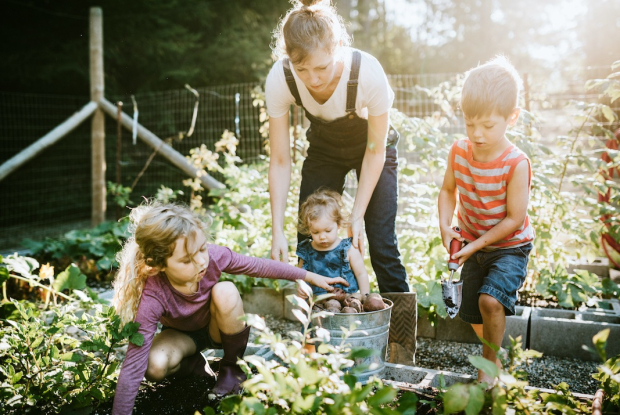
[271,231,289,262]
[348,216,365,256]
[303,272,348,292]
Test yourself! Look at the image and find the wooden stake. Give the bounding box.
[90,7,106,226]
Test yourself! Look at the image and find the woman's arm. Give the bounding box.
[349,111,389,254]
[268,112,292,262]
[347,247,370,295]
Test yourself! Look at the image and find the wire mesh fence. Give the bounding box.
[0,66,616,250]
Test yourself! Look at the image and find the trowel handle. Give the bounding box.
[448,226,462,271]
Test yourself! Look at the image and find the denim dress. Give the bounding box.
[296,237,359,296]
[283,50,409,293]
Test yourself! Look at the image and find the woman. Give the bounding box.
[265,0,416,365]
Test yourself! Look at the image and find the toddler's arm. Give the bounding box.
[453,160,530,263]
[348,246,370,295]
[438,149,463,250]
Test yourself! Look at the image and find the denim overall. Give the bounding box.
[284,50,409,293]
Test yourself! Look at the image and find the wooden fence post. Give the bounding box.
[90,7,106,226]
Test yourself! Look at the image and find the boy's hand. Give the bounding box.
[304,272,348,292]
[451,243,475,266]
[440,225,464,253]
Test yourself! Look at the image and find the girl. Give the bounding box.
[266,0,417,365]
[296,189,370,298]
[111,203,347,415]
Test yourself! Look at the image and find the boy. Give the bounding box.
[438,56,535,386]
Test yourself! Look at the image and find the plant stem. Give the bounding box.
[9,274,73,301]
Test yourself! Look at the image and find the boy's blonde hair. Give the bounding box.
[298,188,349,236]
[460,55,523,119]
[113,203,209,325]
[271,0,351,64]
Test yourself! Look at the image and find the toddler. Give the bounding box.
[296,188,370,298]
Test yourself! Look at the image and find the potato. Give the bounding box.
[330,288,347,303]
[341,307,357,314]
[325,299,342,310]
[344,297,363,313]
[326,307,341,314]
[349,293,363,302]
[363,294,385,312]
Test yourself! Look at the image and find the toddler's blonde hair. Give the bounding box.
[113,202,209,325]
[460,55,523,119]
[298,188,349,236]
[271,0,351,64]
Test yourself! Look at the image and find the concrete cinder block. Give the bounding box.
[429,371,475,388]
[416,313,437,339]
[610,268,620,283]
[529,308,620,361]
[434,306,530,347]
[241,287,284,318]
[567,257,609,278]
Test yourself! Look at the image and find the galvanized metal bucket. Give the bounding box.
[312,298,393,384]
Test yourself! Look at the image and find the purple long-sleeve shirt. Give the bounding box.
[112,245,306,414]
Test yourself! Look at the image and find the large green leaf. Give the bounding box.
[465,384,485,415]
[468,356,499,378]
[52,264,86,292]
[443,383,469,414]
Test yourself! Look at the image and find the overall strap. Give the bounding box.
[282,59,303,107]
[346,50,362,113]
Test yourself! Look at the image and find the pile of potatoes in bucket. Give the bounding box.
[312,288,387,314]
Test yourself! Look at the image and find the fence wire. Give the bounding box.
[0,66,615,250]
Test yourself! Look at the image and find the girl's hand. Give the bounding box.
[304,272,348,291]
[296,280,311,299]
[348,216,365,256]
[440,225,464,253]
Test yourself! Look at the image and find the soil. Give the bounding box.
[91,372,220,415]
[90,373,442,415]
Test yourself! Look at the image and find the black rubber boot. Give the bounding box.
[169,351,212,381]
[212,325,251,396]
[381,292,417,366]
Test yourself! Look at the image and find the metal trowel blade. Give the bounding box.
[441,280,463,319]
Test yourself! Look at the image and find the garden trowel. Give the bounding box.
[441,226,463,319]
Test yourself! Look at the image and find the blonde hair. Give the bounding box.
[298,188,349,236]
[113,203,209,325]
[460,55,523,119]
[271,0,351,64]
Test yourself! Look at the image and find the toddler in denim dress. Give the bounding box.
[296,189,370,299]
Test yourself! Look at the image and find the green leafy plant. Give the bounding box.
[22,218,130,280]
[535,267,607,309]
[442,336,592,414]
[0,299,143,413]
[1,254,94,308]
[217,283,417,414]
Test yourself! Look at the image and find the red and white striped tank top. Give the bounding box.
[451,139,535,250]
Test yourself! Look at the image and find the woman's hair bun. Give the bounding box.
[299,0,329,8]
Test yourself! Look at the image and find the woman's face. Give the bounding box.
[292,48,339,93]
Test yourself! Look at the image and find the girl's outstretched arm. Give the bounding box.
[347,247,370,295]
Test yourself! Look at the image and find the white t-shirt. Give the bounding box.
[265,47,394,121]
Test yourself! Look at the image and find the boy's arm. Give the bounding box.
[348,247,370,295]
[453,160,530,263]
[438,149,463,251]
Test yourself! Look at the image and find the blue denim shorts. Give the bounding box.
[459,243,532,324]
[161,324,223,351]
